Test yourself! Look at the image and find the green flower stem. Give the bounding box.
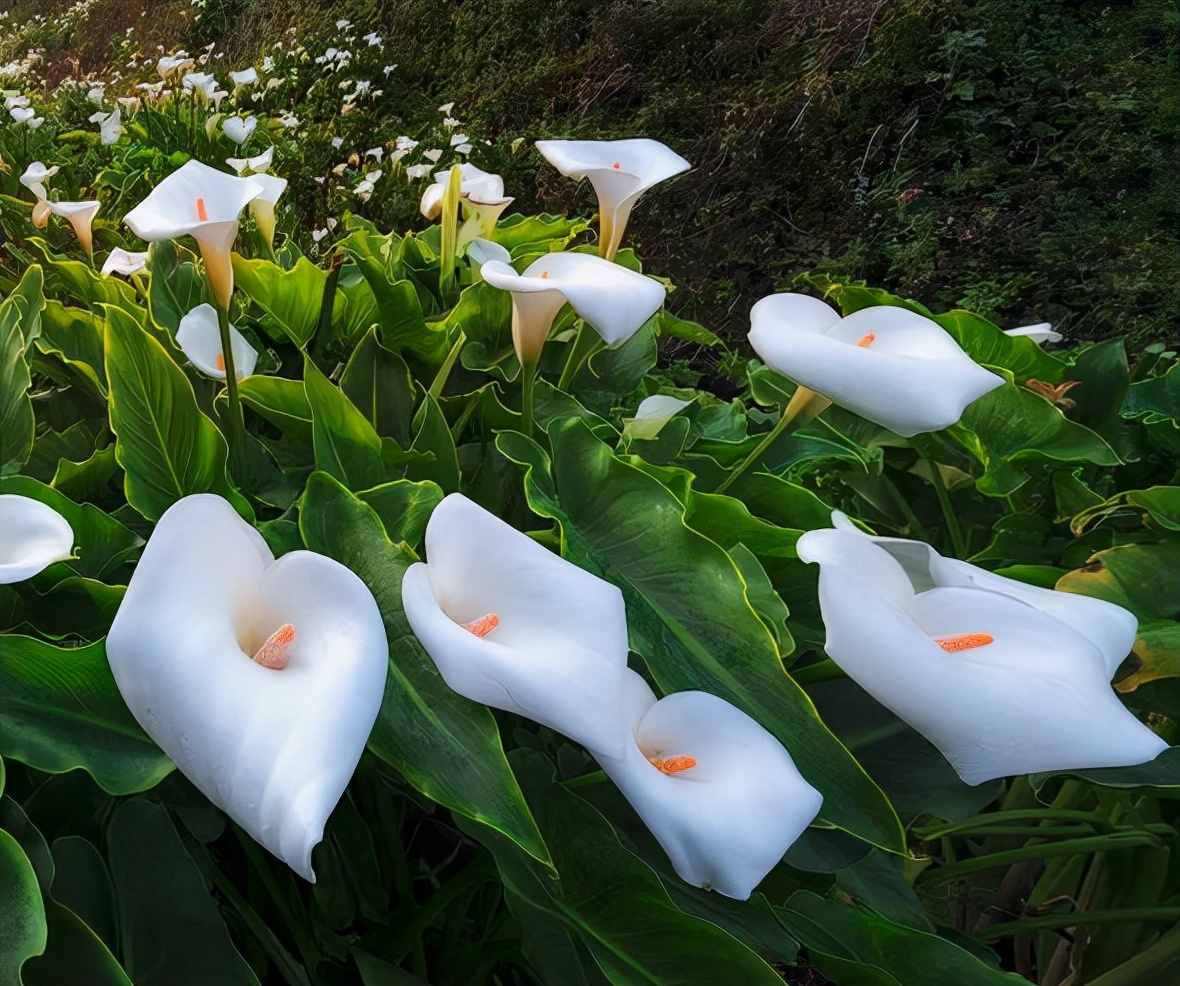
[974,907,1180,943]
[438,163,462,303]
[557,321,605,392]
[215,300,246,456]
[715,386,830,495]
[429,331,466,401]
[520,359,538,439]
[924,453,968,558]
[880,472,933,542]
[915,808,1110,840]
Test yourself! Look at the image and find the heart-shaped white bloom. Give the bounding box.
[623,395,693,440]
[480,252,665,365]
[535,138,690,259]
[101,247,149,278]
[10,106,35,124]
[124,160,265,309]
[222,115,258,145]
[796,513,1168,785]
[106,494,389,881]
[19,161,57,198]
[594,670,822,900]
[177,303,259,379]
[0,494,74,583]
[401,493,631,759]
[5,96,30,109]
[227,146,274,175]
[183,71,218,96]
[1005,322,1063,345]
[230,67,259,86]
[747,293,1004,437]
[158,55,194,78]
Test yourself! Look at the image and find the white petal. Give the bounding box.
[106,494,389,881]
[230,67,259,86]
[623,395,692,440]
[419,183,445,219]
[0,494,75,583]
[401,494,630,757]
[176,303,258,379]
[466,237,511,266]
[124,160,264,241]
[595,671,822,900]
[748,292,839,337]
[19,161,58,191]
[101,248,149,277]
[222,115,257,145]
[1005,322,1062,345]
[535,137,690,210]
[250,172,286,205]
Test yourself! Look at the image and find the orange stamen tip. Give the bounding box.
[611,161,622,169]
[462,613,500,638]
[649,755,697,776]
[253,623,295,669]
[856,332,876,348]
[215,352,226,371]
[196,196,208,221]
[539,270,550,279]
[935,632,994,653]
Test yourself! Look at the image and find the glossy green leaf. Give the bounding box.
[35,300,107,395]
[304,357,385,489]
[1056,543,1180,621]
[1115,620,1180,692]
[0,829,46,984]
[408,393,460,491]
[238,375,313,442]
[356,479,444,548]
[24,897,131,986]
[231,255,329,346]
[27,239,137,314]
[341,328,416,446]
[0,266,43,474]
[1122,360,1179,424]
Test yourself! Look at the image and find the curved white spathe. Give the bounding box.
[747,293,1004,437]
[227,146,274,175]
[401,493,631,758]
[0,494,75,583]
[247,173,287,249]
[480,252,665,364]
[623,394,693,440]
[158,55,194,78]
[19,161,57,199]
[535,138,690,259]
[101,247,149,278]
[796,513,1168,785]
[420,163,514,234]
[89,107,122,145]
[123,160,265,309]
[594,670,822,900]
[176,303,258,379]
[182,72,218,97]
[106,494,388,881]
[466,237,511,268]
[222,115,258,145]
[230,67,259,87]
[41,200,102,257]
[1005,322,1063,345]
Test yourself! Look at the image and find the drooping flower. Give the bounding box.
[106,494,388,881]
[176,304,259,379]
[101,247,149,278]
[1005,322,1063,345]
[401,493,631,758]
[480,252,665,365]
[747,293,1004,437]
[0,494,74,583]
[222,115,257,145]
[592,670,823,900]
[534,138,691,260]
[796,513,1168,785]
[123,159,265,309]
[19,161,58,199]
[245,173,286,250]
[420,163,513,237]
[32,199,102,257]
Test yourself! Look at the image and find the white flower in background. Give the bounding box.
[438,101,454,114]
[230,67,259,86]
[183,71,218,96]
[157,54,194,78]
[19,161,58,199]
[262,55,275,72]
[383,64,396,77]
[450,132,469,146]
[747,293,1004,437]
[422,148,442,163]
[796,513,1169,785]
[222,115,258,145]
[176,303,259,379]
[10,106,35,124]
[354,169,382,202]
[405,163,433,181]
[0,495,74,583]
[117,96,141,114]
[277,112,299,128]
[88,107,122,145]
[402,494,631,758]
[364,32,382,46]
[106,494,388,882]
[248,173,287,249]
[536,138,691,260]
[365,146,384,162]
[592,670,823,900]
[420,163,514,235]
[391,135,417,162]
[311,227,329,243]
[4,95,29,109]
[336,18,352,30]
[86,84,105,105]
[27,116,44,129]
[330,136,344,149]
[481,252,666,365]
[1005,322,1063,345]
[227,146,274,175]
[101,247,149,278]
[623,395,693,441]
[33,199,102,257]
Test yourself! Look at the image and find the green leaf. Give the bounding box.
[231,255,328,346]
[498,418,904,851]
[35,300,107,395]
[932,309,1068,383]
[107,799,260,986]
[298,471,549,865]
[408,393,460,491]
[238,375,313,442]
[345,247,444,360]
[0,829,46,984]
[103,305,247,521]
[0,635,172,795]
[0,267,43,474]
[341,328,416,446]
[1056,543,1180,622]
[146,240,214,336]
[304,357,385,490]
[1115,620,1180,692]
[27,239,138,314]
[23,897,132,986]
[1122,360,1180,424]
[490,212,589,253]
[356,479,444,548]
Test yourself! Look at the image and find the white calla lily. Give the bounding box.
[88,107,122,145]
[623,395,693,440]
[19,161,57,199]
[101,247,148,277]
[1005,322,1063,345]
[466,236,511,268]
[480,252,665,365]
[106,494,388,881]
[796,513,1168,785]
[222,114,258,145]
[227,146,274,175]
[157,55,194,78]
[39,199,102,257]
[247,173,287,249]
[10,106,35,125]
[420,163,513,236]
[230,67,259,86]
[747,293,1004,437]
[177,303,258,379]
[0,494,75,583]
[594,670,822,900]
[123,159,265,309]
[535,138,690,259]
[182,71,218,97]
[401,493,631,758]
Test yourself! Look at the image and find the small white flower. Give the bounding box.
[383,64,397,77]
[365,146,384,162]
[437,101,454,114]
[230,67,259,86]
[331,136,344,148]
[422,148,442,163]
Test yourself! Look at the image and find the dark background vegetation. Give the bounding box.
[9,0,1179,348]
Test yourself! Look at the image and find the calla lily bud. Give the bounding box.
[177,304,258,379]
[106,494,389,881]
[593,670,822,900]
[0,494,75,583]
[535,138,690,260]
[480,252,665,366]
[796,513,1169,785]
[747,293,1004,437]
[1005,322,1063,345]
[401,493,631,759]
[623,394,693,440]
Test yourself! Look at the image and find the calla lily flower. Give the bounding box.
[0,494,74,583]
[747,293,1004,437]
[101,247,149,278]
[183,71,218,96]
[230,67,259,86]
[106,494,388,881]
[117,96,141,114]
[123,159,265,310]
[796,513,1168,785]
[34,199,102,257]
[19,161,57,199]
[535,138,691,260]
[594,670,822,900]
[401,493,631,759]
[246,173,286,249]
[227,146,274,174]
[480,252,665,365]
[158,54,194,78]
[1005,322,1063,345]
[420,163,514,238]
[466,237,511,270]
[10,106,35,124]
[177,303,258,379]
[623,394,693,440]
[88,107,122,145]
[222,115,258,145]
